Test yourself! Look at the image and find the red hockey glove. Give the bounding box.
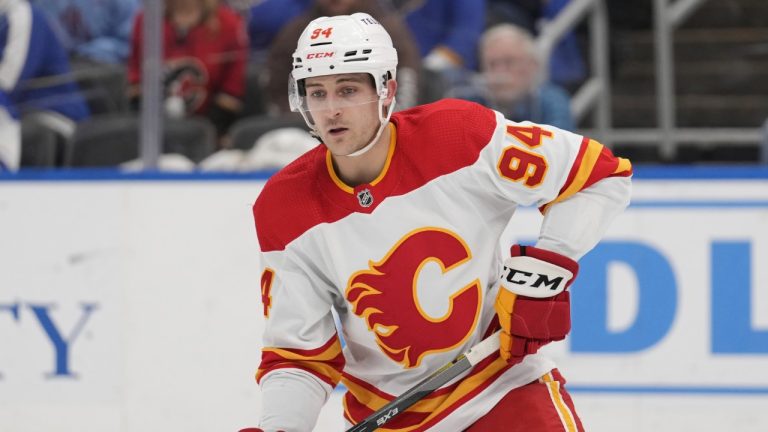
[494,245,579,364]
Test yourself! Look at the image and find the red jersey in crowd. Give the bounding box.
[128,6,248,116]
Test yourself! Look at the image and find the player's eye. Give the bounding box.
[339,86,357,96]
[309,90,326,98]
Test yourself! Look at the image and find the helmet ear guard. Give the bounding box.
[378,71,394,98]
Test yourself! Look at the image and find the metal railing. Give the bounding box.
[762,119,768,164]
[581,0,763,161]
[537,0,611,140]
[544,0,764,162]
[654,0,708,159]
[140,0,164,169]
[638,0,763,161]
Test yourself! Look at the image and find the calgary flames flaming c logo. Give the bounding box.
[346,228,482,368]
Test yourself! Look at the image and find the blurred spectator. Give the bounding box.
[228,0,310,63]
[484,0,586,91]
[394,0,485,79]
[1,0,91,171]
[450,23,574,131]
[33,0,139,64]
[127,0,249,144]
[266,0,421,114]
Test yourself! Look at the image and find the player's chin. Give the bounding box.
[324,139,350,155]
[326,133,353,149]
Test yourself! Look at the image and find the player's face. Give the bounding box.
[304,73,382,155]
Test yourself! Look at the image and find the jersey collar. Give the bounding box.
[319,123,400,213]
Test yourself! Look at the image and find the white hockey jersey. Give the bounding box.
[252,98,632,431]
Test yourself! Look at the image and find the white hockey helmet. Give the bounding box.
[288,13,398,123]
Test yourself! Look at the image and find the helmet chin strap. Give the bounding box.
[342,96,396,158]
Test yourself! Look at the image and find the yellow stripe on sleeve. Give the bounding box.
[555,139,604,204]
[614,156,632,175]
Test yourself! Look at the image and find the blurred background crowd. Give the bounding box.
[0,0,766,172]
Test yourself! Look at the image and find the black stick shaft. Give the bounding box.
[345,331,500,432]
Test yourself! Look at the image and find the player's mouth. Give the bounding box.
[328,127,349,136]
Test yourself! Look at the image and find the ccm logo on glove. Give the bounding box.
[500,256,574,298]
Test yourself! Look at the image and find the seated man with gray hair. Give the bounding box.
[450,23,574,131]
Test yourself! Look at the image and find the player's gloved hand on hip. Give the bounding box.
[494,245,579,364]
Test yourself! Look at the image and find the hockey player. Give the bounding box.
[243,12,631,432]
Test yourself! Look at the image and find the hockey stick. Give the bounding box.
[345,330,501,432]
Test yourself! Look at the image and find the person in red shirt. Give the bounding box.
[127,0,248,144]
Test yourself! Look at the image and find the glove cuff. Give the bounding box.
[500,245,579,298]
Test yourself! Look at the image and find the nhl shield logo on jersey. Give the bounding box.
[345,228,482,368]
[357,189,374,207]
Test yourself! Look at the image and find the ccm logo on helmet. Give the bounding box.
[306,52,335,59]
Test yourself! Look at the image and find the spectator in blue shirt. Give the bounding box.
[238,0,310,62]
[33,0,139,64]
[449,23,574,131]
[1,0,90,170]
[486,0,540,34]
[398,0,485,80]
[485,0,586,90]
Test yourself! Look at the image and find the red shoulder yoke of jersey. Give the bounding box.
[253,99,498,252]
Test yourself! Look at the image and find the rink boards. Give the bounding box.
[0,167,766,431]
